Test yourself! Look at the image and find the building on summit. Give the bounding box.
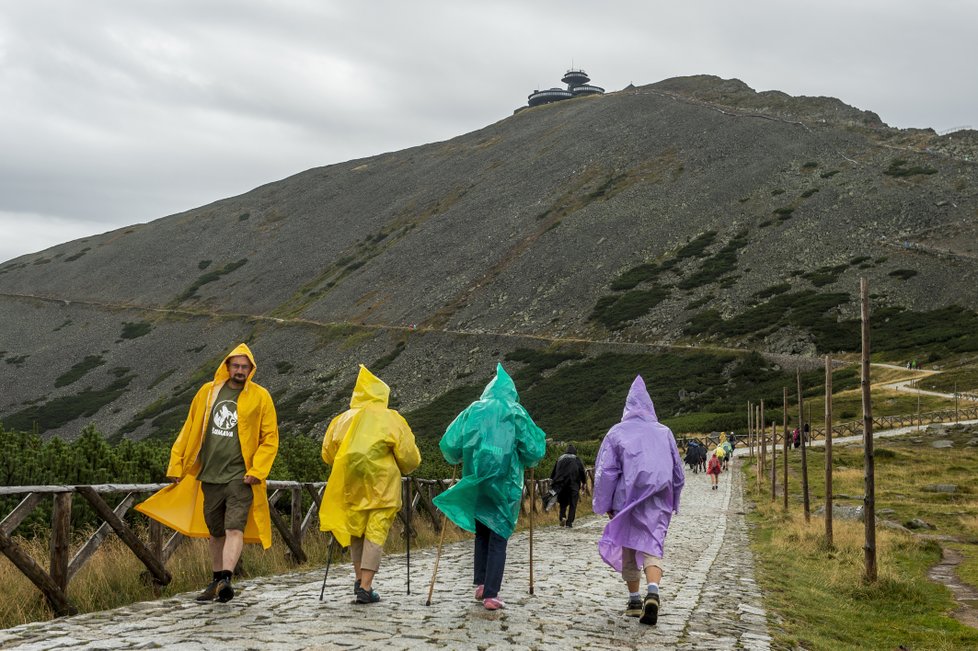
[526,69,605,108]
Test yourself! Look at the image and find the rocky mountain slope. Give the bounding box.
[2,75,977,442]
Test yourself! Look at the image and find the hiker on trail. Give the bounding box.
[706,449,722,490]
[432,363,547,611]
[136,343,279,603]
[683,440,706,474]
[792,428,801,449]
[720,441,733,470]
[592,375,685,627]
[319,365,420,605]
[549,444,587,527]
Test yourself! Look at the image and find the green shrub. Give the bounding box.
[610,263,662,291]
[801,188,820,198]
[889,269,918,280]
[54,356,106,388]
[884,159,937,177]
[590,288,671,329]
[820,170,840,178]
[120,322,152,339]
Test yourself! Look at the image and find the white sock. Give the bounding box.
[647,583,659,594]
[629,591,641,599]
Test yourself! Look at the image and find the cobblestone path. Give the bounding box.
[0,461,772,650]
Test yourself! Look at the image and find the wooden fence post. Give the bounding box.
[861,278,877,582]
[798,370,810,523]
[50,492,72,592]
[825,354,834,548]
[783,387,789,511]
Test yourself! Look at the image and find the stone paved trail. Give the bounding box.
[0,462,771,651]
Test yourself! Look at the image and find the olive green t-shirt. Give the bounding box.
[197,383,247,484]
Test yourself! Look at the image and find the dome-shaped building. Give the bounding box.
[527,69,605,107]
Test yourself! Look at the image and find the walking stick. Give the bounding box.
[319,534,336,601]
[529,467,535,595]
[406,478,412,595]
[426,465,458,607]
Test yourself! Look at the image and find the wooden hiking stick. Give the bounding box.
[406,478,412,595]
[319,534,336,601]
[529,467,535,595]
[425,465,458,606]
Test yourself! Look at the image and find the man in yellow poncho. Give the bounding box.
[319,365,420,604]
[136,343,279,603]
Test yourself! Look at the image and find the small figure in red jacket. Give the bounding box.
[706,450,722,491]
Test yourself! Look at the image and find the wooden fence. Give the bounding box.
[0,471,592,618]
[678,404,978,450]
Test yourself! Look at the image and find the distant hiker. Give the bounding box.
[319,365,420,604]
[707,450,722,490]
[683,440,706,474]
[803,422,810,445]
[720,440,733,470]
[432,364,546,611]
[792,428,801,449]
[136,343,279,603]
[549,444,587,527]
[593,375,685,626]
[728,431,736,449]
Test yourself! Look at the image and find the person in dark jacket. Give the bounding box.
[550,444,587,527]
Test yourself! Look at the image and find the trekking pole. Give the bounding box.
[426,465,458,606]
[406,477,412,595]
[529,467,535,595]
[319,534,336,601]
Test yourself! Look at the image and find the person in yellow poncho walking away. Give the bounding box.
[319,365,421,604]
[136,343,279,603]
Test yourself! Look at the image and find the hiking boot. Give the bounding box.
[195,578,221,602]
[355,585,381,604]
[639,592,659,626]
[216,577,235,603]
[624,596,643,617]
[474,584,484,600]
[483,597,505,610]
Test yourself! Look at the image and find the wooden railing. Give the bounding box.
[0,471,589,618]
[677,404,978,450]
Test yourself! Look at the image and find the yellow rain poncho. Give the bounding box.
[318,365,421,548]
[135,343,280,548]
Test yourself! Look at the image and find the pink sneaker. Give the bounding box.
[474,584,484,600]
[483,597,505,610]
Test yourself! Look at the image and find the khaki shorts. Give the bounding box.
[201,480,253,536]
[621,547,664,582]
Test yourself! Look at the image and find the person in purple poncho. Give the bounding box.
[592,375,685,626]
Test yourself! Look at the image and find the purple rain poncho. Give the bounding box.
[592,375,685,571]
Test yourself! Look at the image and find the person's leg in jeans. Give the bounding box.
[476,520,508,600]
[474,520,490,597]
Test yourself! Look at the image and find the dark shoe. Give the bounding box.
[216,577,234,603]
[565,521,573,528]
[624,597,643,617]
[195,578,221,602]
[355,585,381,604]
[640,592,659,626]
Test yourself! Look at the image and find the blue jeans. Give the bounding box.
[474,519,508,599]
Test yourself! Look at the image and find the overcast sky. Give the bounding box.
[2,0,976,263]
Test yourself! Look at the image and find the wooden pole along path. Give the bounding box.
[783,387,789,511]
[861,277,878,582]
[825,354,834,548]
[798,370,810,523]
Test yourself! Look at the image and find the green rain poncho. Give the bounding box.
[432,364,546,539]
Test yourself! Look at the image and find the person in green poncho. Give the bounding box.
[432,363,547,611]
